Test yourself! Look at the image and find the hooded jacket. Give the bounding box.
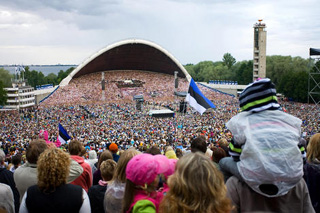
[85,150,98,175]
[70,155,93,192]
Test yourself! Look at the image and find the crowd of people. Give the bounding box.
[46,70,190,105]
[0,70,320,212]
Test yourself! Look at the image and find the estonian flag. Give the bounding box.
[185,78,215,115]
[58,123,71,145]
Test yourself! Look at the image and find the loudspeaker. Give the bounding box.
[174,71,178,89]
[136,102,142,111]
[101,80,105,90]
[175,78,178,88]
[179,101,187,113]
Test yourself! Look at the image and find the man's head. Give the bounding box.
[26,139,48,164]
[145,146,161,155]
[68,140,84,156]
[191,136,207,154]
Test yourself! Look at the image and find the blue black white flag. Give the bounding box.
[185,78,216,115]
[58,123,71,145]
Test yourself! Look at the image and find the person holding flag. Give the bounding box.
[185,78,216,115]
[56,123,71,146]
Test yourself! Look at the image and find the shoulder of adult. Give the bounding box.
[65,183,83,190]
[226,176,242,211]
[226,176,242,187]
[14,163,37,176]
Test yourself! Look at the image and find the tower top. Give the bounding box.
[254,19,266,28]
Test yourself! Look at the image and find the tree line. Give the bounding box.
[0,67,75,106]
[184,53,320,103]
[0,54,320,106]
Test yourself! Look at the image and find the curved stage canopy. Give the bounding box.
[60,39,191,86]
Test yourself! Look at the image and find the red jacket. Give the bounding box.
[70,155,92,192]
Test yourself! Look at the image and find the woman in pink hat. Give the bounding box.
[122,153,169,213]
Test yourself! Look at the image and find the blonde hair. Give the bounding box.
[217,138,229,147]
[159,152,233,213]
[37,148,70,193]
[113,148,140,183]
[100,159,117,181]
[307,133,320,162]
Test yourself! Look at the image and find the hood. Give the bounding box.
[71,155,85,164]
[165,150,178,159]
[88,150,97,160]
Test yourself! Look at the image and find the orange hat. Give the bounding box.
[109,143,118,152]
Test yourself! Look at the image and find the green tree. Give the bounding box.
[214,63,229,80]
[234,60,253,85]
[278,71,308,102]
[184,64,195,78]
[37,71,46,86]
[24,67,62,88]
[0,81,7,106]
[0,68,13,87]
[193,61,214,82]
[57,67,75,83]
[266,55,310,86]
[45,73,58,85]
[222,53,236,69]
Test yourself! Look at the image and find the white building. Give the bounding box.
[4,79,35,110]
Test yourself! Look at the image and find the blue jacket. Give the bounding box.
[112,153,120,162]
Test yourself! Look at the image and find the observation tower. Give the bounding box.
[253,19,267,81]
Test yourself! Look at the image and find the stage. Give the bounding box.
[148,109,175,118]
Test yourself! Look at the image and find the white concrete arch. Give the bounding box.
[60,39,191,86]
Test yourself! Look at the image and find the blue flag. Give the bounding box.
[185,78,216,114]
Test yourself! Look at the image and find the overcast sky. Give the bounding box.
[0,0,319,65]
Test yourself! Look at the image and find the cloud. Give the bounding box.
[0,0,319,65]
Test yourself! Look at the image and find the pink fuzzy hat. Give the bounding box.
[126,154,169,186]
[163,159,177,178]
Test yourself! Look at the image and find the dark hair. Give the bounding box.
[191,136,207,153]
[145,146,161,155]
[68,140,83,156]
[176,148,183,159]
[12,154,22,166]
[211,147,227,164]
[97,150,113,169]
[26,139,48,164]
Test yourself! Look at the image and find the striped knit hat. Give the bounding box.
[239,78,280,112]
